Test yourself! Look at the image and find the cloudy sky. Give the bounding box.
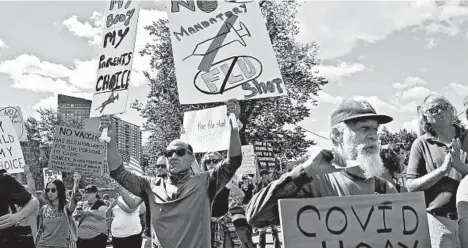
[0,1,467,148]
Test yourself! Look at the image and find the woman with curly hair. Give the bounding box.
[379,144,407,192]
[406,94,468,248]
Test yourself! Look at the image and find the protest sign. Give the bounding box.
[181,105,230,153]
[49,126,106,175]
[0,117,25,173]
[90,0,141,117]
[43,168,62,185]
[167,1,286,104]
[279,192,430,248]
[254,141,276,169]
[236,145,256,176]
[0,106,27,142]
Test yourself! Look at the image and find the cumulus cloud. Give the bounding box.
[62,9,167,88]
[392,76,427,90]
[0,54,96,93]
[0,39,6,50]
[401,117,420,133]
[444,82,468,96]
[353,95,398,113]
[62,13,103,46]
[316,91,343,105]
[312,62,367,83]
[297,1,468,59]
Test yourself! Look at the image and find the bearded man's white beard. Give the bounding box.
[356,145,386,179]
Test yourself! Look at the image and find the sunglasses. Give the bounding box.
[205,159,221,165]
[164,149,191,158]
[425,103,450,115]
[46,188,57,193]
[156,164,166,169]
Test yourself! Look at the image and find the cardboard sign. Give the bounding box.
[167,1,286,104]
[181,105,230,153]
[90,0,141,117]
[43,168,63,185]
[0,117,25,173]
[236,145,256,176]
[49,126,107,175]
[254,141,276,169]
[279,192,430,248]
[0,106,27,142]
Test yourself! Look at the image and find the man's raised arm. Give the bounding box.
[206,100,242,199]
[101,116,149,198]
[246,150,343,228]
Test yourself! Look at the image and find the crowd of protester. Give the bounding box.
[1,94,468,248]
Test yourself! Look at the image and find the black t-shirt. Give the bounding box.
[239,181,254,205]
[0,173,32,217]
[211,187,230,218]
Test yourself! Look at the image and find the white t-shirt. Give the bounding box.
[111,197,142,238]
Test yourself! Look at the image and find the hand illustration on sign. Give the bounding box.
[95,91,120,114]
[182,21,251,62]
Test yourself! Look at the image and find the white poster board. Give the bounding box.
[167,1,286,104]
[0,117,25,173]
[90,0,141,117]
[279,192,430,248]
[236,145,256,176]
[43,168,63,185]
[0,106,27,142]
[181,105,230,153]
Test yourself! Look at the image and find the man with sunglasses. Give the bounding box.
[102,99,242,248]
[155,155,168,180]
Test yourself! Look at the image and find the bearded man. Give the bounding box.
[246,99,398,228]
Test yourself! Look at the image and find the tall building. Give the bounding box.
[57,94,91,123]
[58,94,142,161]
[114,116,142,161]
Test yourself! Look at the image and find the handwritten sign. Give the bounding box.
[167,1,286,104]
[0,117,25,173]
[43,168,62,185]
[236,145,256,176]
[0,106,27,142]
[181,105,230,153]
[254,141,276,169]
[49,126,106,175]
[279,192,430,248]
[90,0,141,117]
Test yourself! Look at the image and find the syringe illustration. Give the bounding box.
[182,21,251,61]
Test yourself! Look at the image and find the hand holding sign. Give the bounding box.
[302,149,345,178]
[226,99,241,131]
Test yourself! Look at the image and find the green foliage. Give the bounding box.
[379,127,418,166]
[133,0,328,164]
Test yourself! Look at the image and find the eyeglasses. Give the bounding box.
[425,103,450,115]
[46,188,57,193]
[205,159,221,165]
[164,149,191,158]
[156,164,166,169]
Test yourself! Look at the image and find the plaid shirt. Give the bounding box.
[211,214,241,248]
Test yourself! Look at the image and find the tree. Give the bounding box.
[21,108,112,190]
[133,1,328,164]
[379,127,418,165]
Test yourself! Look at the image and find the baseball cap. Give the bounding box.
[84,185,98,194]
[331,99,393,126]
